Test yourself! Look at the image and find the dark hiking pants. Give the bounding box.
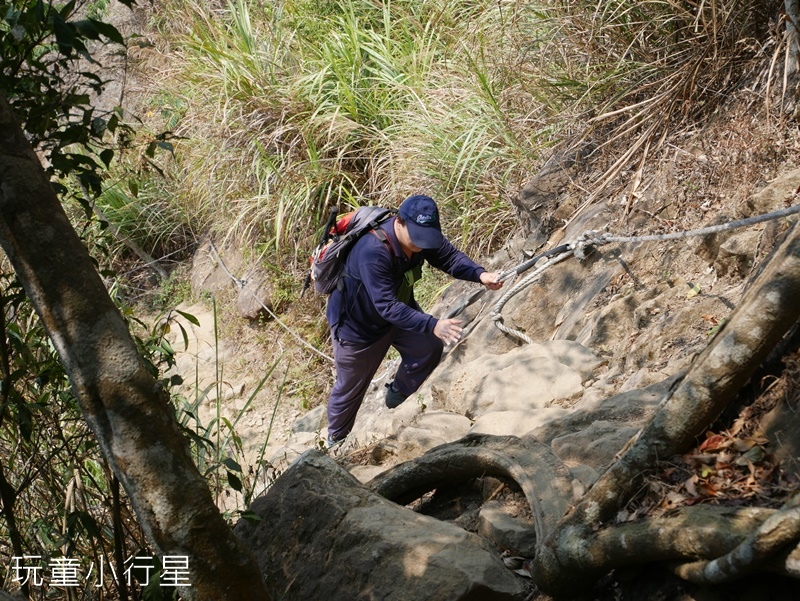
[327,327,443,442]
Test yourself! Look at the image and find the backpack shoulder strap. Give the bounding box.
[370,226,397,258]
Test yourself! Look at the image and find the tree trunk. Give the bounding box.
[787,0,800,80]
[0,94,270,599]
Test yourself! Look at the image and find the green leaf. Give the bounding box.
[172,321,189,351]
[239,510,263,523]
[51,182,68,196]
[159,338,175,356]
[73,18,101,40]
[226,470,243,491]
[100,148,114,168]
[59,0,78,19]
[77,18,125,45]
[108,113,119,133]
[141,564,177,601]
[178,422,214,450]
[52,13,76,56]
[91,116,107,136]
[175,309,200,327]
[94,18,125,45]
[222,457,242,472]
[735,445,766,466]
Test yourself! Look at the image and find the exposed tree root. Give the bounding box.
[368,433,800,593]
[673,497,800,584]
[590,505,776,567]
[534,222,800,596]
[368,434,574,543]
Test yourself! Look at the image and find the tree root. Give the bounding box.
[673,497,800,584]
[367,433,574,542]
[535,222,800,596]
[368,433,800,591]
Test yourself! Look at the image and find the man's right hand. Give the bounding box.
[434,318,463,345]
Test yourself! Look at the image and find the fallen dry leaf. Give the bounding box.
[699,433,730,452]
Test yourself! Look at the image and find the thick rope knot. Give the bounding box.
[578,230,611,247]
[572,240,593,261]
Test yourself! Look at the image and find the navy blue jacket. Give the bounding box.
[326,216,486,343]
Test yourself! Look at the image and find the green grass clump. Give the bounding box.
[143,0,553,265]
[124,0,783,292]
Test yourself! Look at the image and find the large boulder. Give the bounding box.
[235,451,528,601]
[236,268,276,320]
[190,237,243,296]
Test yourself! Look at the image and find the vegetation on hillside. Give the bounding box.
[130,0,784,271]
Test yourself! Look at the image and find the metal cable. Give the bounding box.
[208,242,334,363]
[491,251,576,344]
[492,202,800,344]
[580,203,800,246]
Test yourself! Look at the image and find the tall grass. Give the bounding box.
[128,0,784,273]
[94,179,193,257]
[525,0,776,201]
[141,0,550,262]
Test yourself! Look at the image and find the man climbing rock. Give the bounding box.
[325,194,503,446]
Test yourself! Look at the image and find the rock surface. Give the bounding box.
[234,451,529,601]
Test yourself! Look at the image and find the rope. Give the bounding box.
[208,241,245,287]
[200,202,799,353]
[491,251,575,344]
[491,202,800,345]
[580,203,800,246]
[208,241,334,363]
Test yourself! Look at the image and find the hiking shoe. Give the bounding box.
[385,382,408,409]
[326,434,346,451]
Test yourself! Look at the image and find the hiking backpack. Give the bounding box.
[308,206,395,295]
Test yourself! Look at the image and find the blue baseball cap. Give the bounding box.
[398,195,443,249]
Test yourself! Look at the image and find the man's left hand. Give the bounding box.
[480,272,504,290]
